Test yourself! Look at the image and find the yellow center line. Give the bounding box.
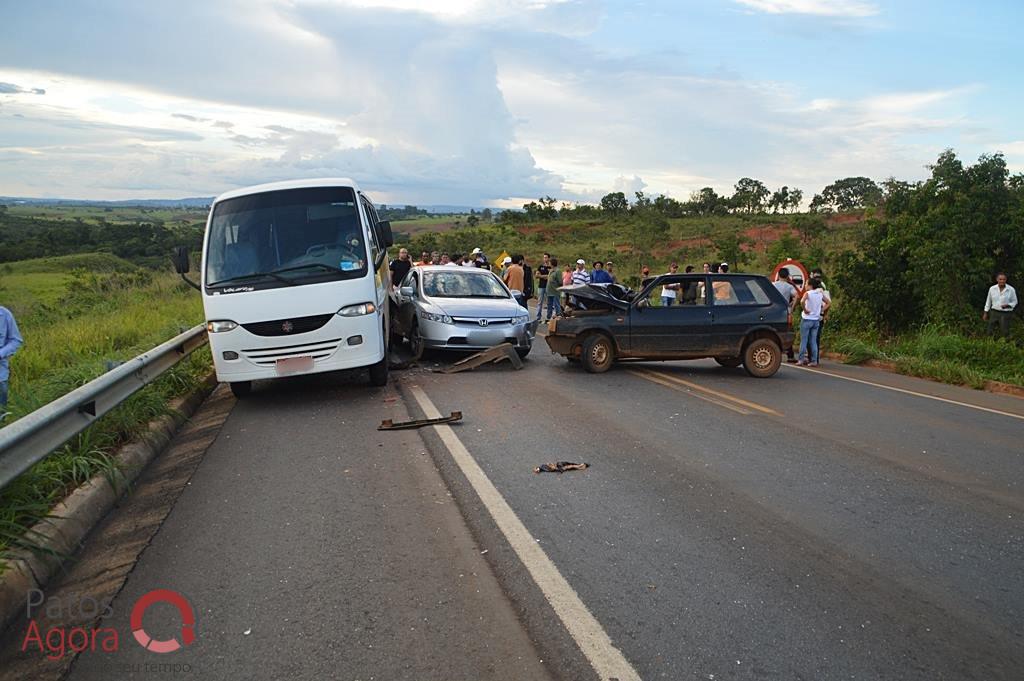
[633,368,784,417]
[628,369,752,415]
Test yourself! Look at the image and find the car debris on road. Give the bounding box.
[378,411,463,430]
[533,461,590,474]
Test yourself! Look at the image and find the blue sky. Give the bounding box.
[0,0,1021,206]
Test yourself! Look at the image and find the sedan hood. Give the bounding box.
[427,296,525,317]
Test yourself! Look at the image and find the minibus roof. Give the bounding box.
[212,178,361,205]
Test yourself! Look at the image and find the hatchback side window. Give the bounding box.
[711,277,771,305]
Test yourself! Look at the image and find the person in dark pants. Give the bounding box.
[773,268,798,362]
[388,248,412,287]
[519,255,534,302]
[983,272,1017,338]
[535,253,551,320]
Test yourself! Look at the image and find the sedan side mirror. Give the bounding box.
[399,286,414,298]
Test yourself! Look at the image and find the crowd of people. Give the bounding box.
[387,246,1019,363]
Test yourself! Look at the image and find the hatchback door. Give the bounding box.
[709,275,774,354]
[628,275,712,357]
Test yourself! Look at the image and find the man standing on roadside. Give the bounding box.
[661,263,680,306]
[535,253,551,320]
[503,255,525,293]
[606,261,617,283]
[773,267,799,363]
[544,258,563,320]
[389,248,412,287]
[571,259,591,286]
[591,261,613,284]
[521,255,534,302]
[416,251,431,266]
[983,272,1017,339]
[0,305,23,421]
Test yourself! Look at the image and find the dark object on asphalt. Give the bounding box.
[545,274,794,377]
[436,343,523,373]
[378,411,463,430]
[533,461,590,474]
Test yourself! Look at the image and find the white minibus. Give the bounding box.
[174,178,394,397]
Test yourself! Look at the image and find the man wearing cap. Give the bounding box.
[472,247,489,269]
[605,261,617,284]
[571,259,591,286]
[503,256,525,293]
[661,263,680,306]
[591,260,613,284]
[500,255,513,279]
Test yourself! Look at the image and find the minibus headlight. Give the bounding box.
[206,320,238,333]
[337,302,377,317]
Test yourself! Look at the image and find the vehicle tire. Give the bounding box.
[515,345,531,360]
[581,334,614,373]
[368,355,389,386]
[566,356,580,364]
[229,381,252,398]
[714,356,743,368]
[743,338,782,378]
[408,320,425,360]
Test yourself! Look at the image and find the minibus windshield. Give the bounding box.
[206,187,369,288]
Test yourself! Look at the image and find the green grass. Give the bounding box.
[0,256,209,561]
[830,326,1024,388]
[4,204,207,226]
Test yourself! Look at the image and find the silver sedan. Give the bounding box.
[392,265,536,359]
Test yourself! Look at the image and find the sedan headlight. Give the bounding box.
[338,302,377,317]
[206,320,238,333]
[514,312,531,324]
[420,310,454,324]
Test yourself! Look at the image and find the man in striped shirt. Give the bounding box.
[571,259,591,286]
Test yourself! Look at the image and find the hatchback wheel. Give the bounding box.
[743,338,781,378]
[581,334,614,373]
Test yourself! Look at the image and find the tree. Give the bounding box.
[466,215,479,227]
[523,196,558,220]
[769,186,790,214]
[712,233,750,268]
[732,178,770,214]
[481,208,492,222]
[786,188,803,212]
[837,151,1024,331]
[600,192,629,214]
[688,187,728,216]
[811,177,882,213]
[791,214,826,246]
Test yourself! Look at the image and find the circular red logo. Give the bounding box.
[130,589,196,654]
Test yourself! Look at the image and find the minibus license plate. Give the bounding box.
[276,356,314,375]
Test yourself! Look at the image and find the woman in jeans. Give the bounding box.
[798,278,829,366]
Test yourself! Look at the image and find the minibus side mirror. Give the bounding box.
[172,246,201,291]
[379,220,395,248]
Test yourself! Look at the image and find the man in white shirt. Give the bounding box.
[983,272,1017,338]
[660,263,680,306]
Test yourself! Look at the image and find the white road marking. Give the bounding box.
[408,384,643,681]
[785,364,1024,421]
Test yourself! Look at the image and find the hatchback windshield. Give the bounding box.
[205,187,368,288]
[422,271,509,298]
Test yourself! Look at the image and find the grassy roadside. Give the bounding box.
[827,326,1024,389]
[0,254,209,560]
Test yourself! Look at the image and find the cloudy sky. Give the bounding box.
[0,0,1021,206]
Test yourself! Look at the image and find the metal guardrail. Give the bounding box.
[0,325,209,490]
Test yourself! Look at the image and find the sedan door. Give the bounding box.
[628,275,712,357]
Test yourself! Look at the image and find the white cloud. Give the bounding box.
[734,0,879,17]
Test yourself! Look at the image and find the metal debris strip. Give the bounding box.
[435,343,523,374]
[378,411,463,431]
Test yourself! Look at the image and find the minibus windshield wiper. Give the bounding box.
[207,272,297,287]
[271,263,348,275]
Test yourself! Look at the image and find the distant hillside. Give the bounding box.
[0,196,214,209]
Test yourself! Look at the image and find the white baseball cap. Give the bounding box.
[576,259,586,265]
[503,256,512,264]
[472,247,482,254]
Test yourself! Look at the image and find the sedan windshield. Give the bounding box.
[205,187,368,288]
[422,271,509,298]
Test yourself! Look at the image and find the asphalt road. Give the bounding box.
[2,331,1021,680]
